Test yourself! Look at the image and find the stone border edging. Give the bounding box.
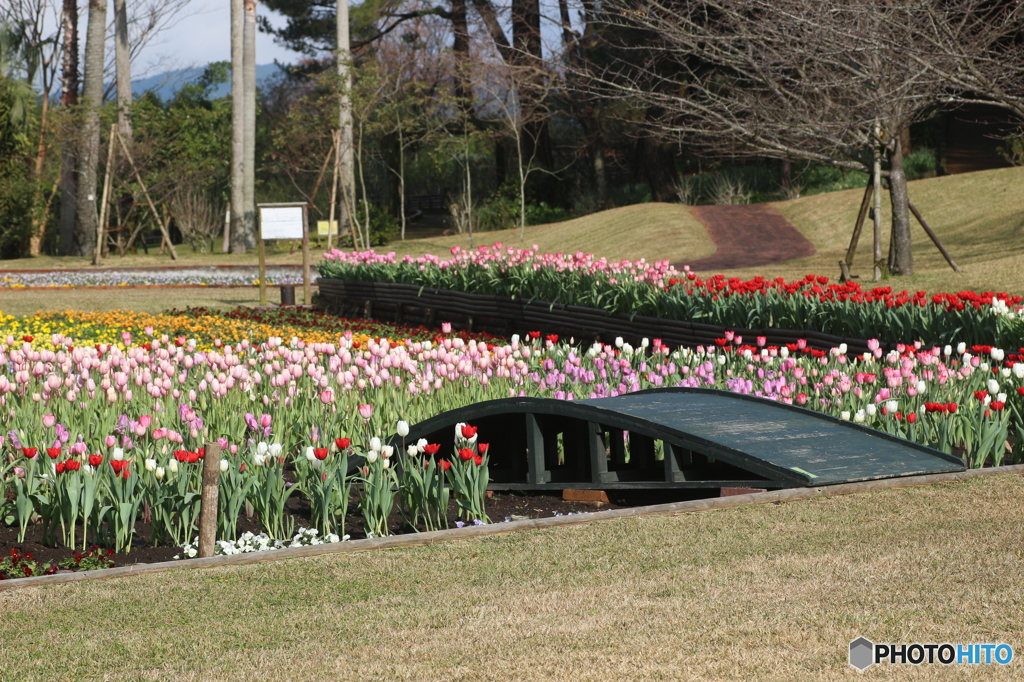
[3,464,1022,593]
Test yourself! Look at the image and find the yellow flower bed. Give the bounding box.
[0,311,373,350]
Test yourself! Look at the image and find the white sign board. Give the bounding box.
[259,205,304,240]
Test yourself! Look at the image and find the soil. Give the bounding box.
[680,203,817,272]
[0,488,716,570]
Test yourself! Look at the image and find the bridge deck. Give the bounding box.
[397,388,964,490]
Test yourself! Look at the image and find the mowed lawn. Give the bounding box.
[2,475,1023,680]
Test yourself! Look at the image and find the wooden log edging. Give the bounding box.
[314,279,900,354]
[3,464,1023,593]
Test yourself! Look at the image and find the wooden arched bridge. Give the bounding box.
[395,388,965,490]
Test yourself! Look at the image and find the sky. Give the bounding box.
[99,3,304,79]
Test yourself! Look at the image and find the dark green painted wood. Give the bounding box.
[397,387,965,490]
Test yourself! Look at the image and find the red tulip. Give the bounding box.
[438,459,451,471]
[991,401,1005,411]
[239,462,247,472]
[110,460,128,473]
[89,454,102,466]
[335,438,351,450]
[186,451,200,464]
[458,448,475,461]
[460,424,478,439]
[313,448,328,460]
[22,335,33,343]
[907,412,917,423]
[66,460,81,472]
[22,448,38,459]
[477,443,489,455]
[423,443,441,455]
[197,447,205,459]
[55,461,66,474]
[974,390,988,401]
[946,402,958,413]
[473,455,483,466]
[46,447,61,459]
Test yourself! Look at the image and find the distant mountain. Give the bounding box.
[130,63,282,101]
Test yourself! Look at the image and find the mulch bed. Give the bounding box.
[0,489,710,570]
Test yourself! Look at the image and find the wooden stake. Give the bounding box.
[871,122,883,282]
[94,124,117,265]
[197,441,223,558]
[115,129,178,260]
[302,204,311,305]
[841,178,874,278]
[909,200,961,272]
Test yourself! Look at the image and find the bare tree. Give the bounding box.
[590,0,978,276]
[243,0,257,250]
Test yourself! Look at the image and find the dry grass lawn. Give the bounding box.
[2,475,1023,680]
[0,287,265,317]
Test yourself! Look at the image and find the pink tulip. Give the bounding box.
[260,413,272,428]
[138,415,152,427]
[105,435,117,447]
[358,403,374,420]
[42,414,56,428]
[152,428,168,439]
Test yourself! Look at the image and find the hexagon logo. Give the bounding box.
[849,637,875,671]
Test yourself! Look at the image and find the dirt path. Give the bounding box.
[678,203,816,272]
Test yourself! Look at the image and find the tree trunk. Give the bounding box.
[511,0,552,169]
[243,0,258,250]
[337,0,355,235]
[114,0,132,141]
[230,0,246,254]
[75,0,107,257]
[58,0,79,255]
[887,136,913,276]
[639,133,677,203]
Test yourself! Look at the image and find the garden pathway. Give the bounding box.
[679,203,816,272]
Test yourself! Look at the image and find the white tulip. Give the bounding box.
[991,348,1005,362]
[622,343,634,355]
[615,337,623,348]
[988,379,1000,394]
[998,392,1007,403]
[640,338,649,348]
[144,458,157,472]
[840,411,851,421]
[916,381,927,394]
[382,458,391,469]
[780,347,789,358]
[943,345,952,356]
[254,453,267,467]
[886,401,898,413]
[111,448,124,461]
[1016,364,1024,379]
[396,420,410,437]
[268,443,282,457]
[957,342,966,354]
[168,459,179,473]
[365,450,379,464]
[407,445,419,457]
[838,343,848,355]
[865,403,877,417]
[369,436,382,451]
[257,442,269,456]
[304,446,316,461]
[1001,368,1011,378]
[416,438,428,452]
[381,445,394,459]
[854,410,865,423]
[219,459,229,472]
[155,466,165,480]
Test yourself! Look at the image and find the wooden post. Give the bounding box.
[327,130,340,252]
[302,204,311,305]
[94,124,117,265]
[257,211,267,306]
[909,200,961,272]
[197,441,223,558]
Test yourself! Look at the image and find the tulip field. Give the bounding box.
[4,245,1024,570]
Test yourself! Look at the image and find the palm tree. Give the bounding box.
[75,0,106,256]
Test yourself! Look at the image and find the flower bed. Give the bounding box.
[0,308,499,352]
[0,266,308,289]
[318,245,1024,348]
